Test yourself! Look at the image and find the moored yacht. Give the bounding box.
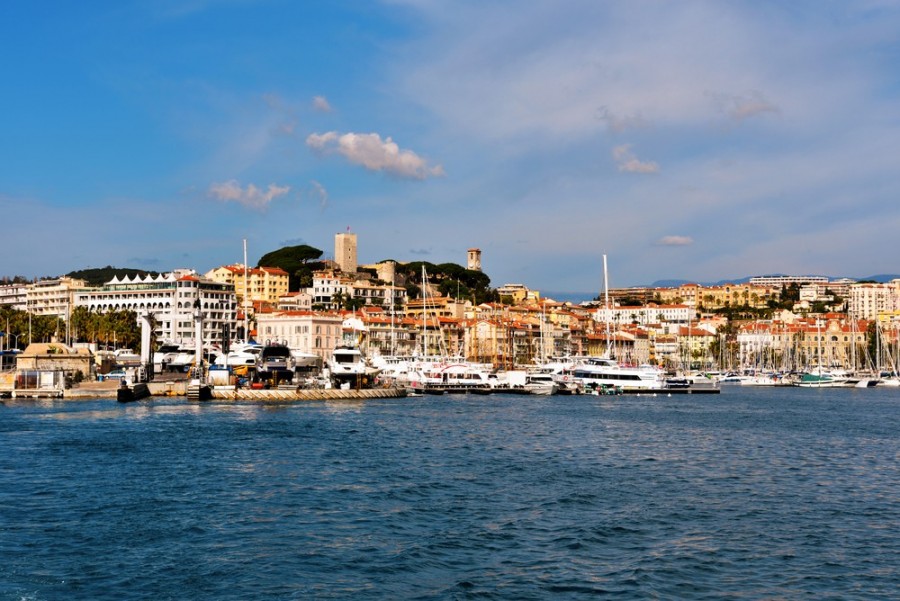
[327,346,381,389]
[524,372,558,395]
[257,343,294,384]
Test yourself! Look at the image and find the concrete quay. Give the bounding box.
[57,379,408,402]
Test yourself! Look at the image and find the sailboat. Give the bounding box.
[798,318,848,387]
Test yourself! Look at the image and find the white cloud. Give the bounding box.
[208,180,291,209]
[309,179,328,209]
[306,131,445,180]
[612,144,659,174]
[709,90,780,122]
[312,95,333,112]
[657,235,694,246]
[595,106,650,134]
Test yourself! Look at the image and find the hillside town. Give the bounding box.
[2,231,900,396]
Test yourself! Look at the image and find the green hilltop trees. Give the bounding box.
[257,245,326,291]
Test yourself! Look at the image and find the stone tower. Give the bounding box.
[335,231,358,273]
[467,248,482,272]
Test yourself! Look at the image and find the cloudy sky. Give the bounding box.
[2,1,900,294]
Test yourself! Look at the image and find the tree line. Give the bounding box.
[1,306,140,351]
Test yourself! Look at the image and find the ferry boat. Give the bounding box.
[405,361,494,394]
[572,357,665,391]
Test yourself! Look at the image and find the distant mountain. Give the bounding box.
[543,291,597,304]
[860,274,900,283]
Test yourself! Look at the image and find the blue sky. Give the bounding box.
[2,1,900,293]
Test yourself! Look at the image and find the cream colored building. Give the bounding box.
[205,264,289,306]
[497,284,537,304]
[653,283,778,310]
[26,277,88,318]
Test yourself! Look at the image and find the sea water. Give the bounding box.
[1,387,898,600]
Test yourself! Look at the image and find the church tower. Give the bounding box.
[467,248,482,272]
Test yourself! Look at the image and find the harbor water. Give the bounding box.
[2,387,898,599]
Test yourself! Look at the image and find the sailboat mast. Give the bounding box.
[421,265,426,357]
[603,254,611,357]
[243,238,249,342]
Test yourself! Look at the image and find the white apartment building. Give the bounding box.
[0,282,28,310]
[847,281,900,320]
[351,280,407,311]
[749,275,829,288]
[74,270,238,347]
[308,270,406,311]
[592,304,694,329]
[311,270,353,308]
[277,291,313,312]
[254,311,343,361]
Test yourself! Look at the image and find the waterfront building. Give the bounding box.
[74,270,237,347]
[736,316,870,371]
[254,310,343,361]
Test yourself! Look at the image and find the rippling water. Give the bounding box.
[2,387,899,600]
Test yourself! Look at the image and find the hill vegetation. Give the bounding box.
[393,261,496,304]
[257,245,327,291]
[67,266,160,287]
